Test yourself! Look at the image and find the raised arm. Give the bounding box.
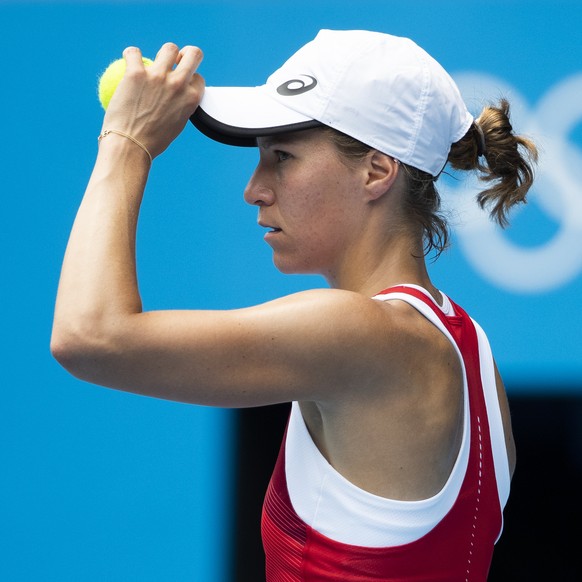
[50,43,399,408]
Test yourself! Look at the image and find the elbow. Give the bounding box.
[50,320,110,381]
[50,327,81,374]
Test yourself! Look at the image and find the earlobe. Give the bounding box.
[365,151,400,201]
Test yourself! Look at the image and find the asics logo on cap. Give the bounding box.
[277,75,318,96]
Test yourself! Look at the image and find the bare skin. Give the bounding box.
[51,42,515,502]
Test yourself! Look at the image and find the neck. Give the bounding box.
[324,233,440,302]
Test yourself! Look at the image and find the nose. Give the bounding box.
[243,166,275,207]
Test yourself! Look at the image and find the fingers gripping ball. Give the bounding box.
[97,57,154,110]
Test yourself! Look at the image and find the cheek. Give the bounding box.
[287,186,336,232]
[296,193,357,254]
[282,156,362,243]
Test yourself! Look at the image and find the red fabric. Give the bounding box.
[261,286,502,581]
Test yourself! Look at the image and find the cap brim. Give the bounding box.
[190,86,321,147]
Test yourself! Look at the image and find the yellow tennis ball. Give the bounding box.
[98,57,154,110]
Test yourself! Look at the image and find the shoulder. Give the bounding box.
[258,288,437,396]
[258,287,413,342]
[245,288,401,364]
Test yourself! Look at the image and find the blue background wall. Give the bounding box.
[1,1,581,580]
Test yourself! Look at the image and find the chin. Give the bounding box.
[273,255,320,276]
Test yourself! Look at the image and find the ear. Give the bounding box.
[364,151,400,201]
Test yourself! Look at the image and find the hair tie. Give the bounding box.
[474,121,487,158]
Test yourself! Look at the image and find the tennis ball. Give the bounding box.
[98,57,154,110]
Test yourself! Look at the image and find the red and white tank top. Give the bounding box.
[261,285,511,581]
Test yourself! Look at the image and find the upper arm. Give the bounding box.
[52,289,396,407]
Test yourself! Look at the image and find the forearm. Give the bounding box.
[53,43,203,345]
[52,43,207,387]
[52,135,149,352]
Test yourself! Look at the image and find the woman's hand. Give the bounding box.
[101,42,205,159]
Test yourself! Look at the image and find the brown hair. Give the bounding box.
[321,99,538,257]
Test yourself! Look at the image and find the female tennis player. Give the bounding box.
[52,30,537,580]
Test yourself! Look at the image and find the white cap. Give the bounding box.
[190,29,473,177]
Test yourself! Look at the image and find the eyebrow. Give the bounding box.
[258,128,319,150]
[259,134,300,149]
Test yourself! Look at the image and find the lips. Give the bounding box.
[258,220,282,245]
[258,219,282,233]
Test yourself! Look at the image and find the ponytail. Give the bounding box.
[448,99,538,227]
[319,99,538,259]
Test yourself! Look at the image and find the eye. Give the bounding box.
[274,149,292,162]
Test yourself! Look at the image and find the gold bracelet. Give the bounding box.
[98,129,153,165]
